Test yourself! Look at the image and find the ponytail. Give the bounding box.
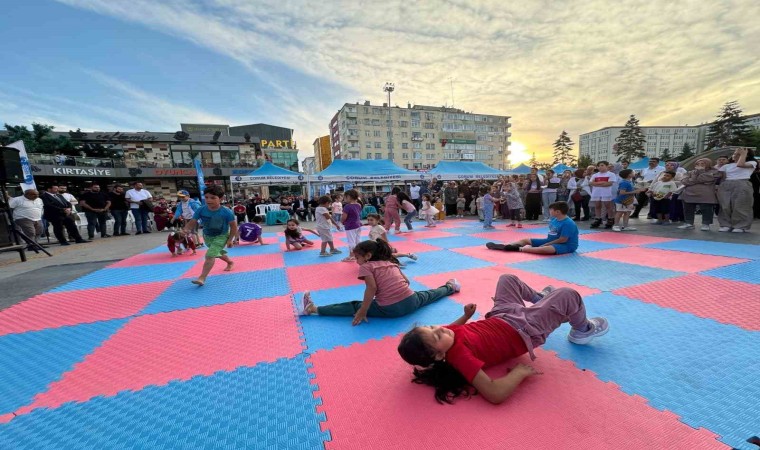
[398,327,474,404]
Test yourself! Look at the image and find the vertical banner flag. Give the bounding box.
[194,157,205,204]
[8,140,36,191]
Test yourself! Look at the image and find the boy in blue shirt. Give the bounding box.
[485,201,578,255]
[182,185,238,286]
[612,169,640,232]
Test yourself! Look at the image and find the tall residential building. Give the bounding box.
[329,101,511,170]
[312,135,332,171]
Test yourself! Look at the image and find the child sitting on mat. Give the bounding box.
[237,216,267,245]
[366,213,417,264]
[167,231,197,256]
[485,201,578,255]
[397,274,609,404]
[300,239,458,326]
[284,218,318,251]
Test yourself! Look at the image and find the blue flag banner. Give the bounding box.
[194,158,205,204]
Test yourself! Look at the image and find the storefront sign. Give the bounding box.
[261,139,293,148]
[94,132,159,142]
[52,167,114,176]
[154,168,197,176]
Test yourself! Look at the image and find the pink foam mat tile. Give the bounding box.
[308,338,725,450]
[15,295,303,416]
[0,282,172,336]
[410,230,460,239]
[452,245,546,265]
[471,229,544,241]
[278,238,348,252]
[181,253,285,278]
[585,247,748,273]
[387,240,442,255]
[414,266,599,313]
[582,232,676,246]
[287,262,363,293]
[614,274,760,331]
[107,251,206,268]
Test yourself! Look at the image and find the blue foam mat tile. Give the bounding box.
[512,225,598,235]
[140,269,290,315]
[542,292,760,450]
[445,226,501,235]
[143,244,172,254]
[575,240,626,254]
[284,247,349,267]
[509,254,685,290]
[644,239,760,259]
[397,250,494,277]
[0,319,127,416]
[226,242,283,256]
[50,263,197,292]
[0,355,329,450]
[296,281,468,353]
[700,259,760,284]
[417,236,494,249]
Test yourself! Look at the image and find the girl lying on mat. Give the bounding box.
[397,274,609,404]
[300,239,459,326]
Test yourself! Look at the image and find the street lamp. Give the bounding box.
[384,82,395,162]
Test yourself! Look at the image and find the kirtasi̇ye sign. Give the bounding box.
[52,167,114,177]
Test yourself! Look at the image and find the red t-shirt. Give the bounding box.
[443,318,528,383]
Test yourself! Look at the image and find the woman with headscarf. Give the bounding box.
[678,158,720,231]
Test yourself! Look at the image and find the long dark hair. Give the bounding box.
[397,191,412,204]
[398,327,473,404]
[354,239,393,261]
[284,219,301,239]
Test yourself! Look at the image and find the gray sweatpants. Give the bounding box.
[485,274,590,359]
[717,179,753,230]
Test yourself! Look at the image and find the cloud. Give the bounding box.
[55,0,760,162]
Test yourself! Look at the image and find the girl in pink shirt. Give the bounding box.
[383,187,403,233]
[300,240,460,326]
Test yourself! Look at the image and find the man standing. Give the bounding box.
[7,189,44,243]
[108,185,129,236]
[444,181,459,217]
[80,184,112,239]
[409,182,421,210]
[126,182,153,234]
[40,186,88,245]
[631,157,664,219]
[58,186,78,210]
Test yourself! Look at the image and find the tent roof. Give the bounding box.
[509,163,533,174]
[429,161,503,180]
[552,163,576,173]
[244,161,301,177]
[313,159,425,182]
[231,161,305,184]
[628,158,665,170]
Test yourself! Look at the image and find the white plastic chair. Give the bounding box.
[76,212,88,233]
[255,204,268,220]
[127,210,136,231]
[267,203,281,212]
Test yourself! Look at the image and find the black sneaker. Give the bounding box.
[59,241,71,246]
[590,219,602,229]
[486,242,506,251]
[143,231,152,234]
[135,231,142,235]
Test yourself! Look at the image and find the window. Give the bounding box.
[387,131,392,137]
[366,152,372,159]
[372,108,382,115]
[371,119,381,126]
[365,142,372,148]
[425,143,435,150]
[398,121,409,127]
[404,164,409,168]
[401,132,409,138]
[402,143,409,149]
[402,153,409,159]
[424,132,435,139]
[426,153,435,160]
[375,153,382,160]
[413,152,422,160]
[375,142,382,148]
[411,120,421,128]
[425,112,434,120]
[400,110,407,116]
[374,130,382,137]
[363,118,370,125]
[387,142,394,149]
[413,142,422,149]
[412,132,422,140]
[365,130,371,137]
[411,111,421,119]
[363,107,369,114]
[424,122,435,129]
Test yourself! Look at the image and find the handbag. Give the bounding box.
[571,191,583,202]
[140,199,155,211]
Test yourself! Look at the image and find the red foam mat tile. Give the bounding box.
[582,232,676,246]
[0,282,171,336]
[387,240,443,255]
[452,245,546,265]
[414,266,599,313]
[278,238,348,252]
[287,262,364,293]
[471,229,545,241]
[585,247,748,273]
[309,338,725,450]
[16,295,303,415]
[614,274,760,331]
[407,230,460,239]
[107,251,206,268]
[181,253,285,278]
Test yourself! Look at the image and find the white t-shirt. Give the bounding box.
[719,161,757,180]
[639,166,664,183]
[9,196,44,221]
[61,192,78,205]
[409,185,421,200]
[315,206,331,229]
[369,224,385,241]
[125,188,152,209]
[589,172,618,198]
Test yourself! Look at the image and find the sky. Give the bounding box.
[1,0,758,165]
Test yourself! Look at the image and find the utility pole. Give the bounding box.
[449,77,455,108]
[384,82,395,162]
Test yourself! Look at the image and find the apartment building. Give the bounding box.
[312,135,332,171]
[329,102,512,170]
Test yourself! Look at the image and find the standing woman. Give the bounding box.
[558,170,574,218]
[717,148,757,232]
[524,174,542,221]
[678,158,720,231]
[540,170,560,221]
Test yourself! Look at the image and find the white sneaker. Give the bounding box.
[719,227,731,232]
[731,228,746,233]
[446,278,461,292]
[300,292,315,316]
[700,225,711,231]
[622,226,637,231]
[611,226,622,232]
[677,224,694,229]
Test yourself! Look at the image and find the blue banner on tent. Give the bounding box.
[194,158,205,204]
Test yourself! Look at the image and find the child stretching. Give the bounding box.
[331,194,344,230]
[300,239,459,325]
[397,191,417,231]
[167,231,197,256]
[647,171,678,225]
[419,193,439,227]
[182,185,237,286]
[237,216,267,245]
[397,273,609,404]
[486,201,578,255]
[341,189,363,262]
[612,169,639,232]
[284,218,318,250]
[366,214,417,263]
[315,195,342,257]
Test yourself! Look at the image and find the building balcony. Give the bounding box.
[411,136,423,141]
[347,135,359,141]
[345,111,358,119]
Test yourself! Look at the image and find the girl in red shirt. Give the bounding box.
[397,274,609,404]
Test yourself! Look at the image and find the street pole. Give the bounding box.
[384,82,395,162]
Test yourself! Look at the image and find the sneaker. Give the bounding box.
[590,219,602,229]
[408,253,418,261]
[677,224,694,229]
[611,225,622,232]
[731,228,746,233]
[719,227,731,232]
[568,317,609,345]
[539,285,555,297]
[330,249,343,254]
[486,242,506,250]
[446,278,461,292]
[300,292,315,315]
[700,225,711,231]
[622,226,637,231]
[319,252,331,257]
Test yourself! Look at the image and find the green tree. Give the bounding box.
[537,162,553,172]
[746,128,760,152]
[577,154,593,169]
[528,152,538,167]
[660,148,673,161]
[677,142,694,161]
[704,101,752,150]
[614,115,647,161]
[0,123,76,155]
[552,130,577,166]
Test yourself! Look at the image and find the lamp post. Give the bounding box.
[384,82,395,162]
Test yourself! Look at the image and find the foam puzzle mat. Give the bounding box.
[0,218,758,449]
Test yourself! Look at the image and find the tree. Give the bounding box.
[660,148,673,161]
[704,101,752,150]
[614,115,647,161]
[677,142,694,161]
[552,130,577,166]
[528,152,538,167]
[0,123,76,155]
[746,128,760,152]
[537,162,553,172]
[577,154,593,169]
